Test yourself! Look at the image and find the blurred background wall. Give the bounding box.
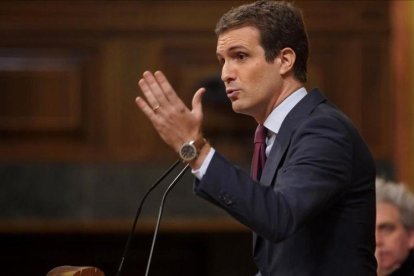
[0,1,412,275]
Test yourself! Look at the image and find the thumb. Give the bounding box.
[191,87,206,118]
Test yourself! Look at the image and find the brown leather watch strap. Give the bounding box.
[193,137,207,153]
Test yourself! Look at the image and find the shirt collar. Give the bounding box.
[264,87,307,135]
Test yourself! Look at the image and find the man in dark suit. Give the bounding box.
[135,1,377,275]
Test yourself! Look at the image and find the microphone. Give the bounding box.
[144,163,190,276]
[115,159,181,276]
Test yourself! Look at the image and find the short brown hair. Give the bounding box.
[215,0,309,83]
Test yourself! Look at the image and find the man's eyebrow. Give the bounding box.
[227,45,248,53]
[216,45,248,56]
[378,222,396,228]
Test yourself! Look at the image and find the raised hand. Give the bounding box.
[135,70,206,154]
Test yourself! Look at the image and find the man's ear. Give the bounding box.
[278,47,296,76]
[408,229,414,249]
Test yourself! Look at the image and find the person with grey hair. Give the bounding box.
[376,178,414,275]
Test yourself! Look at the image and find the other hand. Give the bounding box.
[135,70,206,153]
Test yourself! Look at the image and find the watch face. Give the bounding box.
[180,144,197,162]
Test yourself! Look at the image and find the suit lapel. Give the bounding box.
[259,89,326,187]
[253,89,327,257]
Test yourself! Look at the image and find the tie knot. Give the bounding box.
[254,124,267,144]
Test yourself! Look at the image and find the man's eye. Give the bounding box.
[379,223,396,234]
[237,53,247,60]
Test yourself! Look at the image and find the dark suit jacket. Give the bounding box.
[390,250,414,276]
[194,89,377,275]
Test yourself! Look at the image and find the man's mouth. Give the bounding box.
[226,88,240,100]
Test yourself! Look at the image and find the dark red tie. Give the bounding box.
[251,124,267,181]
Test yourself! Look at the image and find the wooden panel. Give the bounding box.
[0,2,238,32]
[360,37,392,161]
[0,44,104,161]
[101,39,179,162]
[0,1,389,33]
[390,1,414,185]
[300,0,390,32]
[0,1,392,164]
[0,49,82,133]
[307,33,391,161]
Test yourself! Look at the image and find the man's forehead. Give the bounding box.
[217,25,260,41]
[376,202,402,221]
[216,26,260,53]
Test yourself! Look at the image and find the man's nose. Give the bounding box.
[375,231,383,246]
[221,62,235,83]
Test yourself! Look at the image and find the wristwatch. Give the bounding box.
[179,137,207,162]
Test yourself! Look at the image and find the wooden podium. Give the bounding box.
[47,266,104,276]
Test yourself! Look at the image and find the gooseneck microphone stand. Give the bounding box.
[144,163,190,276]
[115,159,182,276]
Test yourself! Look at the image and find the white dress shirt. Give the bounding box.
[192,87,307,179]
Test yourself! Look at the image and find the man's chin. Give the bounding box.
[378,262,401,276]
[231,104,243,114]
[231,102,248,115]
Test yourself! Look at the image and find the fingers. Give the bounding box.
[135,96,157,121]
[153,71,183,106]
[139,71,183,109]
[138,70,207,114]
[192,87,206,119]
[138,76,161,111]
[143,71,169,107]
